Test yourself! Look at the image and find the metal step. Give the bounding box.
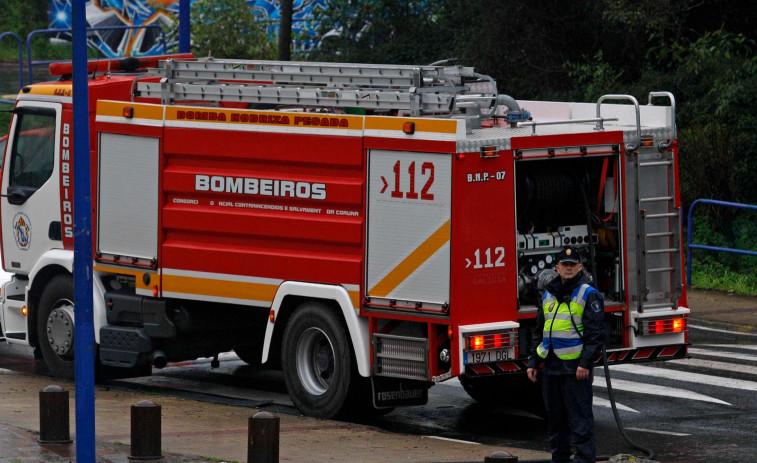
[647,267,674,273]
[639,196,674,203]
[646,231,674,238]
[647,248,679,255]
[645,212,679,219]
[639,160,673,167]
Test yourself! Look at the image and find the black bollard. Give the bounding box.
[38,385,72,444]
[485,451,518,463]
[129,400,162,460]
[247,411,279,463]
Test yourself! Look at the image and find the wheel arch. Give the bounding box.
[27,249,108,347]
[262,282,369,377]
[27,250,73,348]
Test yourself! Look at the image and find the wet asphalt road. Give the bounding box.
[1,316,755,462]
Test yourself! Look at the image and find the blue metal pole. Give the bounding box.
[686,200,697,287]
[72,0,96,462]
[179,0,191,53]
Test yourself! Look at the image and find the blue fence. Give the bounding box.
[1,25,168,100]
[0,31,23,104]
[26,25,166,84]
[686,198,757,286]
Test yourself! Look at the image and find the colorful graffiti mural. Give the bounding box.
[48,0,328,58]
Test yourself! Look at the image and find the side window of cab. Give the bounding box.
[8,107,56,191]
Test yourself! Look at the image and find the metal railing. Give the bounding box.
[25,25,166,84]
[0,31,23,104]
[686,198,757,286]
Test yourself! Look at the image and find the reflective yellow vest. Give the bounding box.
[537,283,596,360]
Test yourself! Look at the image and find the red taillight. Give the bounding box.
[466,331,515,351]
[642,317,686,335]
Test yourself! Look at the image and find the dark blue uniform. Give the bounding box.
[528,270,605,463]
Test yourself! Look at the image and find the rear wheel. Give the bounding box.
[281,301,359,418]
[37,275,76,379]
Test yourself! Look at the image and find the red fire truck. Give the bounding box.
[0,56,689,418]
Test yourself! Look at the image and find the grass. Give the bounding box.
[690,261,757,295]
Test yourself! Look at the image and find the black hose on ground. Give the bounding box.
[601,346,656,460]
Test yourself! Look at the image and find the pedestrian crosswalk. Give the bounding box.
[591,332,757,412]
[441,328,757,414]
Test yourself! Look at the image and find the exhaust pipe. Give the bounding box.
[152,351,168,369]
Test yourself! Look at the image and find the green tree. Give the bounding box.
[310,0,451,64]
[0,0,48,37]
[169,0,277,59]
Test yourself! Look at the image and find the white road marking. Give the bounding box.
[592,396,639,413]
[699,343,757,351]
[593,377,731,405]
[423,436,480,445]
[689,347,757,363]
[668,357,757,377]
[625,427,691,436]
[609,364,757,392]
[689,324,757,337]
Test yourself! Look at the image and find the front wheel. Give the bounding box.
[281,302,359,419]
[36,275,76,379]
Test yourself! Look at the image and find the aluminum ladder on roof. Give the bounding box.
[133,57,496,117]
[633,92,683,312]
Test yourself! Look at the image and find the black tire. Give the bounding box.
[281,302,359,419]
[36,275,76,379]
[459,373,546,417]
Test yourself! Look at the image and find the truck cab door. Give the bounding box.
[1,102,62,275]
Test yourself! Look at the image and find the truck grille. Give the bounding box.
[373,334,428,381]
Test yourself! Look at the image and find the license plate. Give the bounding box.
[464,347,514,365]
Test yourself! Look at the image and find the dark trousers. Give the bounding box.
[541,373,595,463]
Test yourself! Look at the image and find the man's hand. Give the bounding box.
[527,367,538,383]
[576,366,590,381]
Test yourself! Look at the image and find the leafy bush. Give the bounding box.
[688,211,757,294]
[165,0,277,59]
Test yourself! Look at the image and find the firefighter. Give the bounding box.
[526,246,605,463]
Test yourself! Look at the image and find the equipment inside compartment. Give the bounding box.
[515,156,623,309]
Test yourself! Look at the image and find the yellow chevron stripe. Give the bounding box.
[369,220,450,298]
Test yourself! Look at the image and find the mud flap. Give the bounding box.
[371,376,429,408]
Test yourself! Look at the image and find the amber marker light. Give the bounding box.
[269,309,276,323]
[402,121,415,134]
[469,335,485,351]
[672,318,685,332]
[123,106,134,118]
[152,286,158,297]
[480,145,499,158]
[21,306,28,316]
